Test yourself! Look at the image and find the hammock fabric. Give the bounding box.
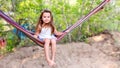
[0,0,110,47]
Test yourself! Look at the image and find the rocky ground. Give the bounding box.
[0,31,120,68]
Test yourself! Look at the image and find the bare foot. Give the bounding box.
[48,60,56,67]
[51,61,56,66]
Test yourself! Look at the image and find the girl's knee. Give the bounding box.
[44,39,50,44]
[51,39,56,44]
[45,38,50,42]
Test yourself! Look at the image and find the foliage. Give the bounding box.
[5,31,20,51]
[0,23,4,36]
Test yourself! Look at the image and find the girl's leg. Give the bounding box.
[44,39,52,66]
[50,39,56,64]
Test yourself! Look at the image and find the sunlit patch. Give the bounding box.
[69,0,77,5]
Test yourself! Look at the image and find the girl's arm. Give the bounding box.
[34,25,41,38]
[34,32,39,38]
[54,29,63,36]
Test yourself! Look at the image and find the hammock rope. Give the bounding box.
[56,0,110,41]
[0,0,110,47]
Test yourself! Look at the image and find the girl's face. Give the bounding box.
[42,12,51,23]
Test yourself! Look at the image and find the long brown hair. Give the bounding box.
[35,9,55,35]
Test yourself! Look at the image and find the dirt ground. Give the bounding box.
[0,31,120,68]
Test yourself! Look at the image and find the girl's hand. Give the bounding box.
[60,32,64,35]
[65,29,70,33]
[34,35,38,38]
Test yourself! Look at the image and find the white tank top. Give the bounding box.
[38,27,56,39]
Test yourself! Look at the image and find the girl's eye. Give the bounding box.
[43,16,46,18]
[43,16,50,18]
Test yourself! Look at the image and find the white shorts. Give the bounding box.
[38,35,57,42]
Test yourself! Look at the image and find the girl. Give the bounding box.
[34,9,63,66]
